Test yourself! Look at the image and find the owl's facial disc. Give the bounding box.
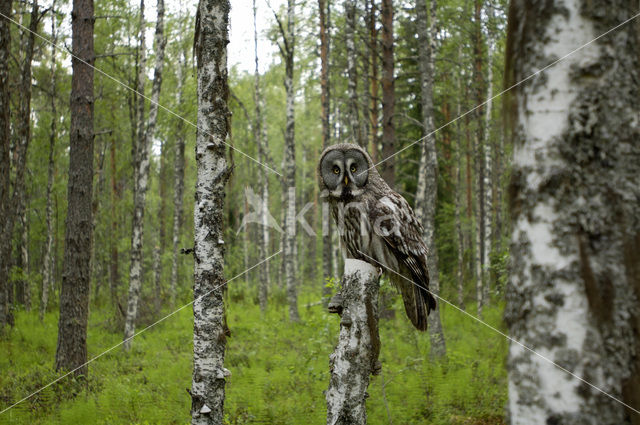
[320,150,345,193]
[344,150,369,190]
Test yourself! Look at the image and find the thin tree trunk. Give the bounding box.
[414,0,445,358]
[109,137,120,307]
[190,1,230,422]
[41,2,57,321]
[17,205,30,310]
[254,0,270,311]
[278,0,299,322]
[55,0,94,375]
[170,48,187,306]
[380,0,395,187]
[369,0,379,162]
[505,1,640,421]
[345,0,363,148]
[0,0,12,328]
[91,137,106,300]
[482,0,493,303]
[454,72,465,310]
[319,0,333,298]
[124,0,166,349]
[151,0,168,312]
[472,0,485,317]
[11,0,39,313]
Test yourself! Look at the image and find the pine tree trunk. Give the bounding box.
[345,0,363,148]
[109,138,120,307]
[368,0,379,162]
[170,48,187,306]
[380,0,395,187]
[124,0,165,349]
[414,0,445,358]
[505,1,640,422]
[55,0,94,375]
[454,74,465,310]
[190,1,230,422]
[41,4,57,321]
[319,0,333,298]
[0,0,12,328]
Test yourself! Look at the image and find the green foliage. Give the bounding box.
[1,285,506,424]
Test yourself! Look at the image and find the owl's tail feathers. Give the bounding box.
[397,276,436,331]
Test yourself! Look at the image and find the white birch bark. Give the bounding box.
[326,259,380,425]
[482,0,494,302]
[190,1,231,423]
[254,0,271,311]
[506,1,640,423]
[414,0,446,358]
[124,0,165,349]
[170,47,187,306]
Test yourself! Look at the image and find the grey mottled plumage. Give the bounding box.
[318,143,436,331]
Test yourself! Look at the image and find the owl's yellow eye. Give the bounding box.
[350,165,357,173]
[333,166,340,174]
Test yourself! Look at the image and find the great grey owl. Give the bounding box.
[318,143,436,331]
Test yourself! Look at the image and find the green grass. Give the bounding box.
[0,283,507,424]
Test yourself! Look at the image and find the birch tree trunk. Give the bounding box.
[124,0,165,349]
[454,73,465,310]
[345,0,363,148]
[150,0,167,312]
[481,0,494,303]
[505,1,640,423]
[281,0,299,322]
[55,0,94,375]
[41,3,57,321]
[253,0,271,311]
[190,1,230,423]
[319,0,333,299]
[380,0,395,187]
[326,259,380,425]
[0,0,11,328]
[414,0,445,358]
[170,47,187,306]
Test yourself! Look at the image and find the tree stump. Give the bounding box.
[326,259,381,425]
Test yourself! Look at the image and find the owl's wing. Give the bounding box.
[370,192,436,331]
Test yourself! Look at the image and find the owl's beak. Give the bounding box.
[344,176,349,186]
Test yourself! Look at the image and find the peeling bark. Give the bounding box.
[380,0,395,187]
[326,259,380,425]
[190,0,230,423]
[505,1,640,423]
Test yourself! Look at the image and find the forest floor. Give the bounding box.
[0,281,507,424]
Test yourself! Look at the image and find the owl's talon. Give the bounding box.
[377,267,383,277]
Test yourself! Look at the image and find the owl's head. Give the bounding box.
[318,143,374,200]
